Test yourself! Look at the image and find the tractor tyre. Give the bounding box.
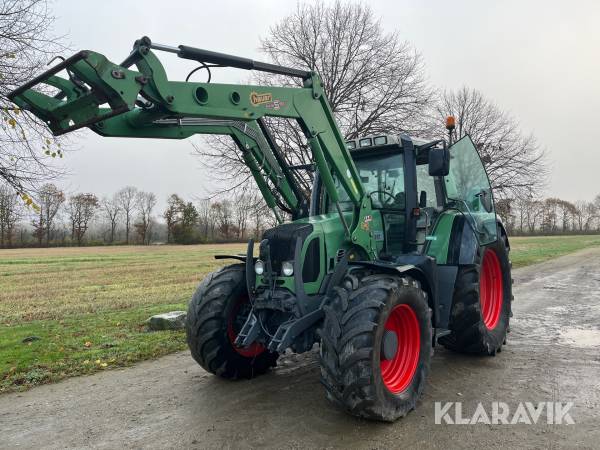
[319,272,432,422]
[185,263,278,379]
[439,230,512,355]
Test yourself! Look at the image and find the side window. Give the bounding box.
[445,135,497,244]
[416,164,438,208]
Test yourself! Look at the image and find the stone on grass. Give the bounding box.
[146,311,187,331]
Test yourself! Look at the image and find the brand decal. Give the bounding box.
[361,215,372,231]
[265,99,286,110]
[250,91,273,106]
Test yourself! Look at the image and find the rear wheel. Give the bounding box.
[439,231,512,354]
[186,264,278,379]
[319,272,432,422]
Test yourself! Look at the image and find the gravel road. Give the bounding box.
[2,248,600,449]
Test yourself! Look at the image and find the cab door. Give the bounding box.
[444,135,498,245]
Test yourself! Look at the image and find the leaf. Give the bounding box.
[100,362,108,368]
[84,341,92,348]
[8,118,16,128]
[95,359,101,364]
[83,360,90,364]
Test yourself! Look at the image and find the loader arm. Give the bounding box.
[8,36,373,245]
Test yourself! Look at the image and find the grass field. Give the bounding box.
[2,235,600,393]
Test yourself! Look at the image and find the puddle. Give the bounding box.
[559,328,600,348]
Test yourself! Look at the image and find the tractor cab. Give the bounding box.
[313,134,452,259]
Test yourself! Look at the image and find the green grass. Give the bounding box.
[0,244,244,393]
[509,235,600,268]
[1,235,599,393]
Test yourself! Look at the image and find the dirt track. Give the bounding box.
[2,248,600,449]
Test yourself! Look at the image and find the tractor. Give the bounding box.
[9,37,512,422]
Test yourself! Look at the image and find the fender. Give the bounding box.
[348,255,444,328]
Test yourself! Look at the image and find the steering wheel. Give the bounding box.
[368,190,397,207]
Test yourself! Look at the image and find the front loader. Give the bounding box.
[9,37,512,422]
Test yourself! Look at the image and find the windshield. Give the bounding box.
[330,152,404,212]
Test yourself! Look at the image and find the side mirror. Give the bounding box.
[476,189,494,213]
[428,147,450,177]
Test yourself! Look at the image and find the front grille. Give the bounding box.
[260,223,313,273]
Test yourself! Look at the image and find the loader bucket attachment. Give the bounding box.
[8,50,142,136]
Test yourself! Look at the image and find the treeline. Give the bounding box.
[498,195,600,235]
[2,183,599,249]
[0,184,275,248]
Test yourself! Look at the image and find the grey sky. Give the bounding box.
[52,0,600,207]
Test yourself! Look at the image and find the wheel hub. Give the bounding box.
[227,296,266,358]
[382,329,398,360]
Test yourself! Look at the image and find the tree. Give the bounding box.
[117,186,137,244]
[134,191,156,245]
[164,194,183,244]
[0,0,65,195]
[101,194,121,243]
[211,200,233,240]
[196,198,213,242]
[435,87,546,201]
[233,192,258,240]
[172,201,199,244]
[38,183,64,245]
[0,184,21,247]
[195,1,432,193]
[67,193,99,245]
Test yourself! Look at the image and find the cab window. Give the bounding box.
[330,152,404,212]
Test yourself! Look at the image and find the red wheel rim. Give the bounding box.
[380,304,421,394]
[226,296,265,358]
[480,249,503,330]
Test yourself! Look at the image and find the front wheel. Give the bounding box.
[185,264,278,379]
[319,272,432,422]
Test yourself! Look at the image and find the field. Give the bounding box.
[2,235,600,393]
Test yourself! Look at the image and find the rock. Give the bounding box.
[22,336,41,343]
[146,311,187,331]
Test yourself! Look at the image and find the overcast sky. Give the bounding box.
[51,0,600,207]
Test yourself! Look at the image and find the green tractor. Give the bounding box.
[9,37,512,421]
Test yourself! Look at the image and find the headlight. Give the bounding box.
[254,260,264,275]
[281,261,294,277]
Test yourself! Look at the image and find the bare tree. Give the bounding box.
[117,186,137,244]
[196,198,213,242]
[101,194,121,243]
[211,200,234,240]
[233,192,256,240]
[0,184,22,247]
[134,191,156,245]
[434,87,546,201]
[38,183,64,245]
[0,0,66,195]
[67,193,99,245]
[195,1,432,193]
